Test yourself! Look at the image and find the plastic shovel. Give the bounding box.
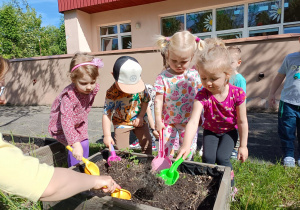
[66,146,132,200]
[151,129,172,172]
[66,145,100,176]
[107,144,121,166]
[158,152,191,186]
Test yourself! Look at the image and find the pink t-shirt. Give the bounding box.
[195,84,246,134]
[48,83,99,145]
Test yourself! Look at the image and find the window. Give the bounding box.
[186,10,213,33]
[100,23,132,51]
[216,5,244,31]
[161,15,184,37]
[160,0,300,40]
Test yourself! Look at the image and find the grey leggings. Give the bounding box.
[202,129,238,170]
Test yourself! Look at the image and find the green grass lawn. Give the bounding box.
[1,143,299,209]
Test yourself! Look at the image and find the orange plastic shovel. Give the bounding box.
[66,145,100,175]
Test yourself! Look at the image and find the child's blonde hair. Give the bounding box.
[227,45,241,61]
[0,56,9,82]
[196,38,232,79]
[69,52,100,81]
[156,31,205,68]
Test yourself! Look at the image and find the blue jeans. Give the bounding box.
[278,101,300,158]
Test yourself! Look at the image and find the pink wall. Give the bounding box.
[4,35,300,108]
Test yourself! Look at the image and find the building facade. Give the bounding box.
[58,0,300,54]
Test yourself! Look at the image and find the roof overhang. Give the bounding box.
[58,0,166,14]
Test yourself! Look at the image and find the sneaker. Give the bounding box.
[129,139,140,149]
[198,146,203,156]
[231,149,238,159]
[152,142,157,151]
[283,157,295,167]
[230,187,238,202]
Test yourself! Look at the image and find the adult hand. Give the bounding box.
[93,176,121,193]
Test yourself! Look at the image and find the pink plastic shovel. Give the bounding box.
[151,129,172,172]
[107,144,121,166]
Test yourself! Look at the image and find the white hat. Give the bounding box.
[113,56,145,94]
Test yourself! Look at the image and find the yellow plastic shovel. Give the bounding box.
[66,145,131,200]
[66,145,100,175]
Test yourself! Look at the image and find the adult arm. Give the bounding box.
[268,73,285,108]
[40,168,120,201]
[236,101,248,163]
[176,100,203,161]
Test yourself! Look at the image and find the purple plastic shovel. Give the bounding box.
[151,129,172,172]
[107,144,121,166]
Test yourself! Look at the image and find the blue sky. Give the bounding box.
[2,0,62,27]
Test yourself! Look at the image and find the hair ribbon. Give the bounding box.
[71,58,104,72]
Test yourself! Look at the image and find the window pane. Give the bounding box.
[161,15,184,37]
[216,5,244,31]
[249,28,279,37]
[248,1,281,27]
[217,32,242,40]
[100,25,118,35]
[120,23,131,33]
[284,25,300,33]
[102,37,118,51]
[122,36,132,49]
[187,10,213,33]
[199,35,211,40]
[284,0,300,23]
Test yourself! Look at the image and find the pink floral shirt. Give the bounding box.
[154,68,201,124]
[48,83,100,146]
[195,84,246,134]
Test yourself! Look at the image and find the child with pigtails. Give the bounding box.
[154,30,204,160]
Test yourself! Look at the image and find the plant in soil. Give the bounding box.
[87,151,221,210]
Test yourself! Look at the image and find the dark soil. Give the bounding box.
[88,155,220,210]
[3,140,40,154]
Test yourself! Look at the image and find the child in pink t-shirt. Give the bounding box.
[49,53,103,167]
[176,38,248,197]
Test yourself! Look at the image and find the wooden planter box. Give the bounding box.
[43,150,231,210]
[2,133,67,167]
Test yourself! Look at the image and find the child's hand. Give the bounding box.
[93,175,121,193]
[103,136,114,148]
[237,146,248,163]
[175,143,191,161]
[132,116,143,127]
[152,130,160,139]
[155,121,165,137]
[268,94,276,109]
[72,142,84,161]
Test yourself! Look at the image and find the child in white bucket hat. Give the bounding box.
[102,56,152,154]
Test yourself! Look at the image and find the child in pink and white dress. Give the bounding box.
[154,31,204,160]
[49,53,103,167]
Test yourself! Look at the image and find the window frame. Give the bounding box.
[160,0,300,39]
[100,22,131,51]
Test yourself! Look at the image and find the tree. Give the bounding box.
[0,0,66,58]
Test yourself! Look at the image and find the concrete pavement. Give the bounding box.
[0,105,299,164]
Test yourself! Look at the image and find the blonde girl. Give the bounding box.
[154,31,204,160]
[49,52,103,167]
[176,38,248,193]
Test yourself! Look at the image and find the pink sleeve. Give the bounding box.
[235,88,246,106]
[154,74,164,94]
[60,95,80,145]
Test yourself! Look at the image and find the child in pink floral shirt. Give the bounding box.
[154,31,204,160]
[49,53,103,167]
